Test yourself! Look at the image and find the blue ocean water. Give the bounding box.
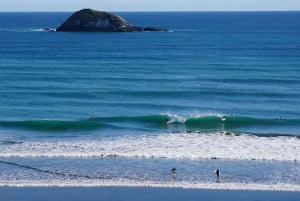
[0,11,300,191]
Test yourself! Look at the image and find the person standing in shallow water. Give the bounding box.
[215,168,220,182]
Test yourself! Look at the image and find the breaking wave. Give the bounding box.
[0,114,298,134]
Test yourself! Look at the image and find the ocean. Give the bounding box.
[0,11,300,193]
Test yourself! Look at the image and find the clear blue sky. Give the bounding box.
[0,0,300,12]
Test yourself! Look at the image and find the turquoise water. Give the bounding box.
[0,12,300,192]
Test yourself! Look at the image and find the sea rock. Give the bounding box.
[56,9,167,32]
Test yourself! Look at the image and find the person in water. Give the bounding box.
[171,168,177,179]
[171,168,176,173]
[215,168,220,182]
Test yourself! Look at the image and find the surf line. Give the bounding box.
[0,159,112,180]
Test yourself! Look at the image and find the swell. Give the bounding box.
[91,114,300,128]
[0,120,107,132]
[0,114,299,134]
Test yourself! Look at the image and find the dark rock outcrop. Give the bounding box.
[56,9,167,32]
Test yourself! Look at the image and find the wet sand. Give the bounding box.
[1,187,300,201]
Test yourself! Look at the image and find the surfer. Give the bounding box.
[171,168,176,173]
[165,118,170,125]
[215,168,220,182]
[221,115,226,122]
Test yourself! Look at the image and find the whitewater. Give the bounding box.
[1,131,299,161]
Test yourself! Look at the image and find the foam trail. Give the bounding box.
[0,159,111,180]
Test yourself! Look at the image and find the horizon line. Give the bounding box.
[0,10,300,13]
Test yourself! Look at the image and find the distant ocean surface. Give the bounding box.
[0,12,300,191]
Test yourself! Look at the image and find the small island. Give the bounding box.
[56,8,168,32]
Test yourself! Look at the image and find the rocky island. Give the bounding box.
[56,9,168,32]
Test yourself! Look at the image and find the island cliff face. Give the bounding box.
[56,9,167,32]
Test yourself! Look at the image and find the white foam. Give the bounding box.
[0,132,299,161]
[164,113,225,123]
[165,114,187,123]
[0,179,300,192]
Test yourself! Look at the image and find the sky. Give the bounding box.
[0,0,300,12]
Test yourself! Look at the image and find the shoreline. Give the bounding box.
[1,186,300,201]
[1,181,300,192]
